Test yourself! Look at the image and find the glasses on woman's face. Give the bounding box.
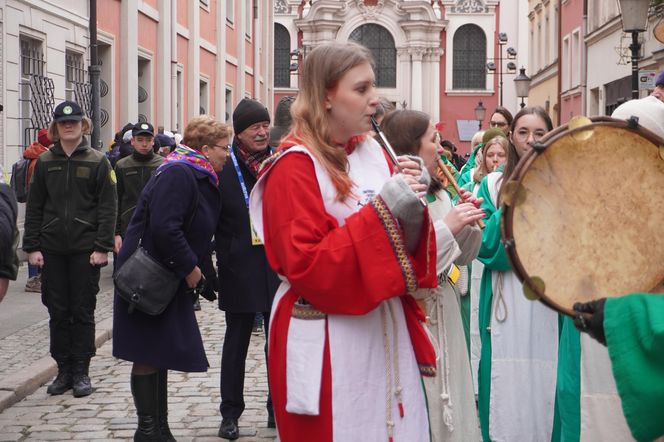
[214,144,231,152]
[513,128,547,142]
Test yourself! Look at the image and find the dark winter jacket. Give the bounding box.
[113,163,221,372]
[114,150,164,236]
[215,141,280,313]
[23,138,117,254]
[0,184,18,280]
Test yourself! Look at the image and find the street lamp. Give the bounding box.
[486,33,518,107]
[514,67,532,108]
[617,0,650,99]
[475,101,487,130]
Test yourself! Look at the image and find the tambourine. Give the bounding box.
[501,116,664,316]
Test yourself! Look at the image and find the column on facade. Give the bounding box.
[424,47,443,121]
[216,0,227,122]
[397,48,412,110]
[120,0,139,124]
[187,0,200,119]
[157,0,172,130]
[410,48,425,111]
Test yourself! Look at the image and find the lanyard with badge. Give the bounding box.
[230,147,265,246]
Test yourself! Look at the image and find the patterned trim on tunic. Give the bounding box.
[369,195,418,294]
[291,299,327,320]
[419,364,437,377]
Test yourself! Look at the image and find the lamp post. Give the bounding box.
[487,33,517,107]
[475,101,487,130]
[617,0,650,99]
[514,67,532,109]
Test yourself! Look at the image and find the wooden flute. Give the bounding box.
[437,158,485,229]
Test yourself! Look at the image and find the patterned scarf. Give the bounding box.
[157,144,219,185]
[235,142,272,177]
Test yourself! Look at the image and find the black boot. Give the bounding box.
[72,357,93,397]
[131,373,162,442]
[47,358,72,395]
[157,370,176,442]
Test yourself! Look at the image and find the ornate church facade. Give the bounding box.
[274,0,529,153]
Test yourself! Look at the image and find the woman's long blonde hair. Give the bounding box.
[287,41,374,201]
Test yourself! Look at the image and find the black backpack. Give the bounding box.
[9,158,30,203]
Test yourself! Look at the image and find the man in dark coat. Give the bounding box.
[216,98,280,440]
[0,184,18,303]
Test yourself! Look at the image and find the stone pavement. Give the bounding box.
[0,264,277,441]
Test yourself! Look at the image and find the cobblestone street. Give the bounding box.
[0,267,277,441]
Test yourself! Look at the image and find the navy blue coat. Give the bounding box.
[113,163,221,372]
[215,142,280,313]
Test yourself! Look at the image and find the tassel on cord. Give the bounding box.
[396,386,404,418]
[387,420,394,442]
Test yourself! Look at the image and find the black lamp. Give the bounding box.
[617,0,650,99]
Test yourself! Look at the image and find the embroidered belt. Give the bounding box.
[291,297,326,320]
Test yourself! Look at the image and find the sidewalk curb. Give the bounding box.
[0,316,114,413]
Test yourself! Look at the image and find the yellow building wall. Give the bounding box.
[527,75,559,125]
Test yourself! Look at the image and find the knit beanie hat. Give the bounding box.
[482,128,507,144]
[233,98,270,135]
[611,96,664,139]
[37,128,51,147]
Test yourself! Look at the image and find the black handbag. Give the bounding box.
[114,166,199,315]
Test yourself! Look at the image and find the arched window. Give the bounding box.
[453,24,486,90]
[349,24,396,88]
[274,24,291,88]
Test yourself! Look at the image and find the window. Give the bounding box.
[199,79,209,115]
[562,36,570,91]
[274,24,290,88]
[65,50,86,103]
[349,24,396,88]
[227,0,234,23]
[225,88,233,123]
[176,68,183,132]
[246,0,254,38]
[20,36,53,149]
[452,24,486,90]
[137,57,152,123]
[571,31,580,87]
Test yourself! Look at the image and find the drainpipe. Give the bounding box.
[582,0,588,115]
[89,0,101,150]
[171,0,178,132]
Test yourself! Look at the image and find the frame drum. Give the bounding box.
[501,116,664,316]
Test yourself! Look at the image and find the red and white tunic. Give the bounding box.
[249,137,438,442]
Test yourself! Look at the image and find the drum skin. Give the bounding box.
[502,118,664,316]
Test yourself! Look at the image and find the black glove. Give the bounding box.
[200,275,219,302]
[187,275,208,303]
[572,298,607,346]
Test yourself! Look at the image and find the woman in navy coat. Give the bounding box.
[113,116,230,441]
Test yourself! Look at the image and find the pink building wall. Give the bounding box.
[559,0,584,124]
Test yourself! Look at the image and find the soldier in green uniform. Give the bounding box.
[113,122,163,254]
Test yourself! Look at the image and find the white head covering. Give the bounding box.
[174,133,183,145]
[122,129,133,143]
[611,96,664,139]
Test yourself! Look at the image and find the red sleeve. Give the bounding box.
[262,152,436,316]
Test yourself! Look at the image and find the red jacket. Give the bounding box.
[23,142,49,189]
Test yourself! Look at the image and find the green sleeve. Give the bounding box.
[605,294,664,442]
[94,157,118,252]
[114,163,124,236]
[457,169,471,189]
[460,144,481,177]
[22,158,46,253]
[476,177,511,271]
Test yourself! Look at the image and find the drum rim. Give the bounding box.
[500,116,664,316]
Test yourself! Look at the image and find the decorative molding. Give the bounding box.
[355,0,386,19]
[449,0,488,14]
[275,0,290,14]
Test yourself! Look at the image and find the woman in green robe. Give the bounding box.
[476,106,559,442]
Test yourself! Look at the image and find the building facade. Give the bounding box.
[527,0,560,124]
[274,0,528,155]
[1,0,274,180]
[559,0,585,124]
